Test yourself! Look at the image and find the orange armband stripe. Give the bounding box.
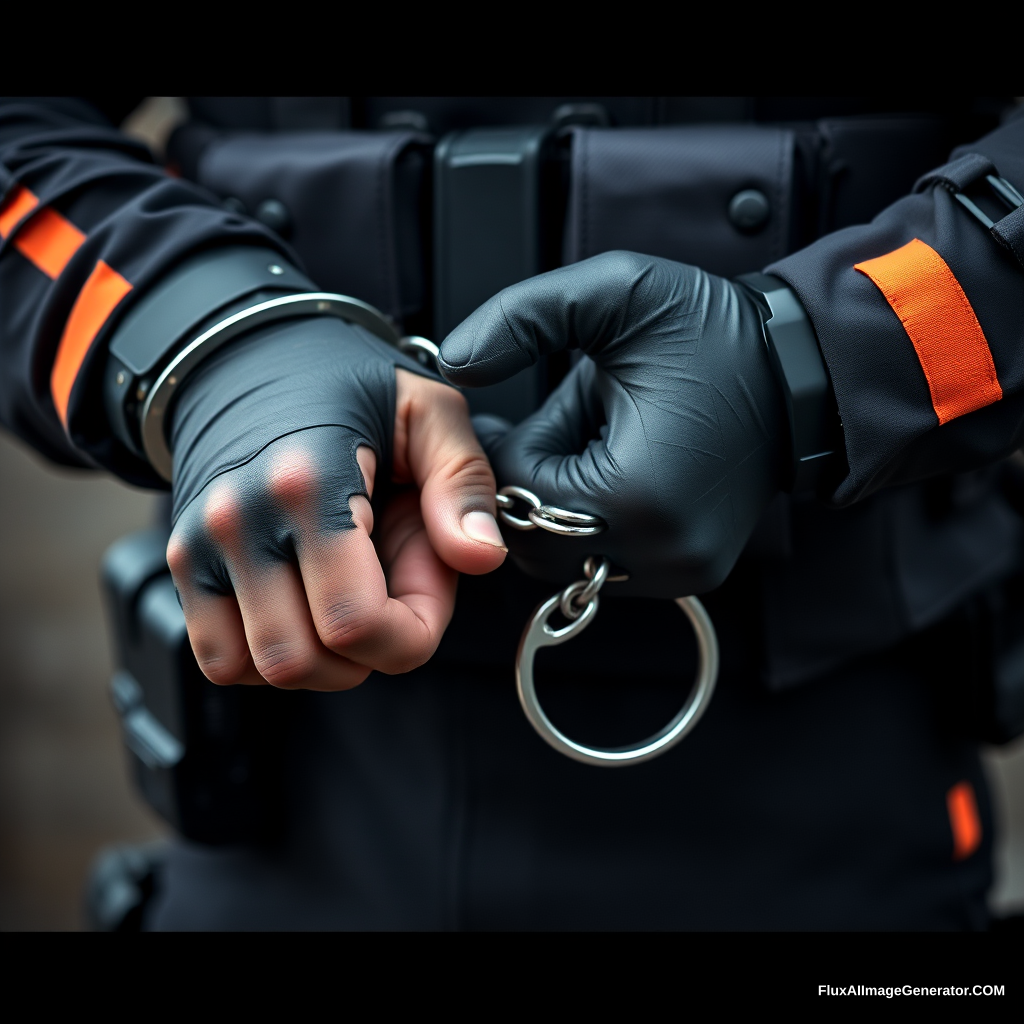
[0,183,85,278]
[854,238,1001,425]
[1,185,134,428]
[0,183,40,237]
[50,260,132,427]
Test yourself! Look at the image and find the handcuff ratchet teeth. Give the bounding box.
[498,486,720,767]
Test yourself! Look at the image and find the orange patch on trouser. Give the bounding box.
[947,781,982,861]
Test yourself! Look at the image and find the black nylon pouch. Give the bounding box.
[562,124,795,277]
[192,130,432,329]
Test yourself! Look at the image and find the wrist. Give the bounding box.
[735,273,844,496]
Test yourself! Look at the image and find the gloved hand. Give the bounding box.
[438,251,786,598]
[166,315,506,690]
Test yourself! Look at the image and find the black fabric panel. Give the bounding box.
[817,115,949,233]
[195,130,431,325]
[992,204,1024,271]
[757,482,1022,688]
[563,125,794,277]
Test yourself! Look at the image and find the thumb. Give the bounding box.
[437,250,666,387]
[396,369,507,576]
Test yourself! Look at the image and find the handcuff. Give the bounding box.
[496,486,720,767]
[105,247,718,764]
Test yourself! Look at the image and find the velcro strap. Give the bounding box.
[913,152,996,194]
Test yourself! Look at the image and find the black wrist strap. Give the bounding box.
[104,246,315,456]
[735,272,842,495]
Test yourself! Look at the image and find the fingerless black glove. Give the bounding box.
[168,316,427,593]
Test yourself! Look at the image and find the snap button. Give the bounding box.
[729,189,770,232]
[255,198,292,237]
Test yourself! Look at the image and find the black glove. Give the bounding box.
[438,251,786,598]
[166,315,504,690]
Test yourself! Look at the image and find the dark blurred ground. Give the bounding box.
[0,432,166,930]
[1,426,1021,929]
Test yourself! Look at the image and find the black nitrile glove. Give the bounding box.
[166,315,505,691]
[439,251,787,598]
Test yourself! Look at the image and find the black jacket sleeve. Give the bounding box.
[0,97,291,485]
[767,110,1024,506]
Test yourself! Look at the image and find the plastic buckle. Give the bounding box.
[952,174,1024,230]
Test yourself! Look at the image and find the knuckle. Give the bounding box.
[437,384,470,416]
[388,645,436,676]
[316,599,379,654]
[203,487,242,543]
[251,637,316,687]
[445,450,496,493]
[193,646,247,686]
[166,535,189,576]
[269,456,319,508]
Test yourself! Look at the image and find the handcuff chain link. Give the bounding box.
[559,555,610,620]
[496,486,605,536]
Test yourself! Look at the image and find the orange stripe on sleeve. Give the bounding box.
[13,206,86,279]
[947,781,982,861]
[51,260,133,427]
[854,238,1001,425]
[0,183,40,238]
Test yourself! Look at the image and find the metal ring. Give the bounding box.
[558,579,590,621]
[398,335,440,373]
[515,593,719,767]
[559,559,610,619]
[140,292,401,481]
[497,486,541,531]
[529,505,606,536]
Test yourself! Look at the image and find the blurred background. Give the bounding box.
[0,432,166,929]
[2,424,1022,929]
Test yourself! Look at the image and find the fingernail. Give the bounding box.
[461,511,507,550]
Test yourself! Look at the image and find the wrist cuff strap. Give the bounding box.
[103,245,417,480]
[735,273,841,495]
[105,246,316,459]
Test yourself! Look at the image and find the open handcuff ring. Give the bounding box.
[498,486,720,767]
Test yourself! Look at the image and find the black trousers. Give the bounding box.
[147,561,993,931]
